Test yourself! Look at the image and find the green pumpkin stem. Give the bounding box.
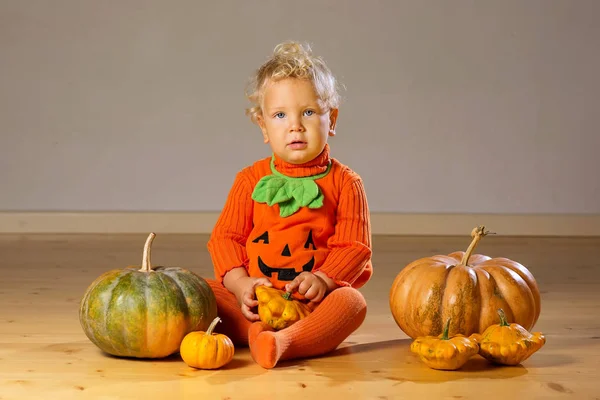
[206,317,221,335]
[497,308,510,327]
[282,291,292,300]
[139,232,156,272]
[460,226,495,266]
[441,318,451,340]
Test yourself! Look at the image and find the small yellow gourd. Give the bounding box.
[255,286,312,330]
[410,318,480,370]
[179,317,234,369]
[471,308,545,365]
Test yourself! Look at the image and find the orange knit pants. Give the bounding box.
[206,279,367,369]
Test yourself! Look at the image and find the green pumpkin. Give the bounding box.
[79,233,217,359]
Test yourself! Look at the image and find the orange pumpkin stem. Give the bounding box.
[497,308,510,327]
[441,318,451,340]
[139,232,156,272]
[460,226,494,266]
[206,317,222,335]
[282,291,292,300]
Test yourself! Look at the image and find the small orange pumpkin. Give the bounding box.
[255,285,312,330]
[410,318,479,370]
[179,317,234,369]
[471,308,545,365]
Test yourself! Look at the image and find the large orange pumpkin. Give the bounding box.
[389,226,541,339]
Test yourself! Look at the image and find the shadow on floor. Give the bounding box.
[273,338,536,384]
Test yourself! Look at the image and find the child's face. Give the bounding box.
[257,78,337,165]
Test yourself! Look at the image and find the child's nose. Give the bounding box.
[288,117,305,132]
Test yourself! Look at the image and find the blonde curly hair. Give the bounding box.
[245,41,341,124]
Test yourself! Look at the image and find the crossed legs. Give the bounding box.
[206,280,367,369]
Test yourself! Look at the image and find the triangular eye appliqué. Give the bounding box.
[252,231,269,244]
[304,230,316,250]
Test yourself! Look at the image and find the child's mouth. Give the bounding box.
[288,141,308,150]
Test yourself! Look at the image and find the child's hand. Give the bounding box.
[285,272,328,303]
[234,276,273,322]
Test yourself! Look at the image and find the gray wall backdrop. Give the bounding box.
[1,0,598,214]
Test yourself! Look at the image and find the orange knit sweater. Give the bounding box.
[207,144,372,296]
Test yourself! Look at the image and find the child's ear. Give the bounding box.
[257,113,269,143]
[328,108,339,137]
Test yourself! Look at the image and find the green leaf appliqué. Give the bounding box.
[279,199,301,218]
[291,180,319,205]
[251,176,288,205]
[307,192,324,209]
[251,156,332,217]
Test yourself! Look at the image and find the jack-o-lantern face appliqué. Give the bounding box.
[253,229,317,281]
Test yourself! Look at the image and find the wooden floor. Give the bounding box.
[1,233,599,399]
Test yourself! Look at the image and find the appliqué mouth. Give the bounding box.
[257,256,315,281]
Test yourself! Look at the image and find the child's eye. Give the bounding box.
[304,110,315,116]
[274,112,285,119]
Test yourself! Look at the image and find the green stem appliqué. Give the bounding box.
[251,156,332,217]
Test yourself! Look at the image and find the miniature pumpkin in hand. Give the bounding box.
[470,308,545,365]
[410,318,480,370]
[180,317,234,369]
[390,226,541,339]
[255,286,312,330]
[79,233,218,358]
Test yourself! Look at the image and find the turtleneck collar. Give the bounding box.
[272,144,331,178]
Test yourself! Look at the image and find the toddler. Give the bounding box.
[206,41,372,369]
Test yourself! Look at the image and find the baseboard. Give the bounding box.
[1,212,599,236]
